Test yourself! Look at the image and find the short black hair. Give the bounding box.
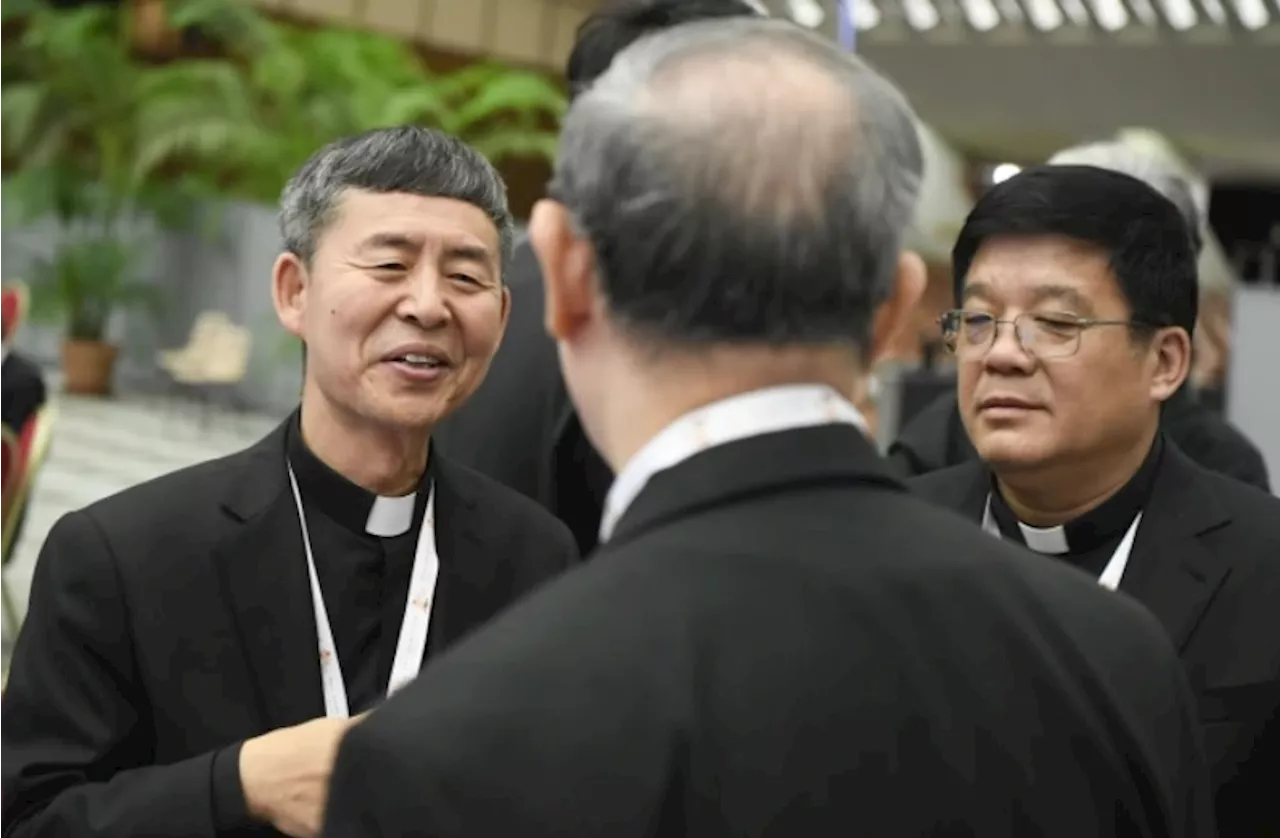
[565,0,762,99]
[952,164,1199,337]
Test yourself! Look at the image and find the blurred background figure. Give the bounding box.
[2,284,52,641]
[433,0,770,557]
[2,286,47,437]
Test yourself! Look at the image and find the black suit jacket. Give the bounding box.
[888,387,1270,492]
[909,443,1280,836]
[432,239,613,555]
[324,425,1214,838]
[1,420,578,838]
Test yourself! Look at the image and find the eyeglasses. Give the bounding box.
[939,309,1154,360]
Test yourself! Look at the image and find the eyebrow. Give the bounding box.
[442,244,494,265]
[360,233,421,252]
[962,281,1095,314]
[1028,284,1095,314]
[358,235,494,267]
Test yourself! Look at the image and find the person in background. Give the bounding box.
[910,164,1280,835]
[323,22,1212,838]
[2,126,578,838]
[888,142,1270,492]
[1,286,47,438]
[431,0,768,556]
[1,286,48,564]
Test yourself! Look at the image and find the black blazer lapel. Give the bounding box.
[609,425,905,548]
[426,453,505,656]
[1120,443,1233,653]
[213,420,326,729]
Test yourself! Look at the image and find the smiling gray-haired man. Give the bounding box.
[323,20,1213,838]
[2,126,577,838]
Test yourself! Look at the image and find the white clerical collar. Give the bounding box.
[1017,521,1070,555]
[365,493,416,537]
[599,383,868,543]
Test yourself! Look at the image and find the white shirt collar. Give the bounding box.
[1017,521,1070,555]
[365,493,416,537]
[599,383,868,544]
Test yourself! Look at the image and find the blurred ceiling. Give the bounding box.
[760,0,1280,176]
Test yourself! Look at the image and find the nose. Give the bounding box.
[397,268,451,330]
[982,319,1036,375]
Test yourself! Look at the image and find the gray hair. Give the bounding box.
[279,126,516,272]
[1048,141,1203,253]
[550,17,923,350]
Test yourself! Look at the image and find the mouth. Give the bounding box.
[382,346,454,380]
[978,397,1044,412]
[387,353,448,369]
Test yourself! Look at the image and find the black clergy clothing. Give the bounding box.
[324,425,1213,838]
[888,385,1270,492]
[985,433,1162,580]
[1,414,579,838]
[432,238,613,555]
[910,438,1280,836]
[284,416,432,714]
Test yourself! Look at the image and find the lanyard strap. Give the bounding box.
[286,462,440,719]
[981,497,1142,592]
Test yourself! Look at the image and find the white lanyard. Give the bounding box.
[982,497,1142,592]
[286,462,440,718]
[600,384,869,543]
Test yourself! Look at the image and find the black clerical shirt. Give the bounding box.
[286,416,430,713]
[988,434,1164,578]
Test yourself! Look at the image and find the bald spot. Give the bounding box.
[636,41,859,228]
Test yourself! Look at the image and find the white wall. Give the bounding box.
[1227,286,1280,495]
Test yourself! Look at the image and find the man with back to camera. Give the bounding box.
[432,0,768,556]
[909,163,1280,835]
[1,126,578,838]
[887,142,1270,492]
[323,21,1214,838]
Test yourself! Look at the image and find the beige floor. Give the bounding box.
[2,393,283,662]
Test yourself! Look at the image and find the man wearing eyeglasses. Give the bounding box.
[911,164,1280,836]
[888,145,1269,493]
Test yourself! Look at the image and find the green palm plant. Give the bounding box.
[1,0,250,365]
[135,12,567,205]
[23,238,160,341]
[3,0,567,392]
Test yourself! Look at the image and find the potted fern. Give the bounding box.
[3,0,568,394]
[20,232,159,394]
[1,0,246,394]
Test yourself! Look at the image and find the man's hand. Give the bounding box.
[239,713,369,838]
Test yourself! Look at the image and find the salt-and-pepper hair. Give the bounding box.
[550,17,924,351]
[279,126,516,272]
[1049,141,1203,254]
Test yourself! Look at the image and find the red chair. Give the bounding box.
[2,284,30,348]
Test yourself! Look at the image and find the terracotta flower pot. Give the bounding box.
[61,339,119,396]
